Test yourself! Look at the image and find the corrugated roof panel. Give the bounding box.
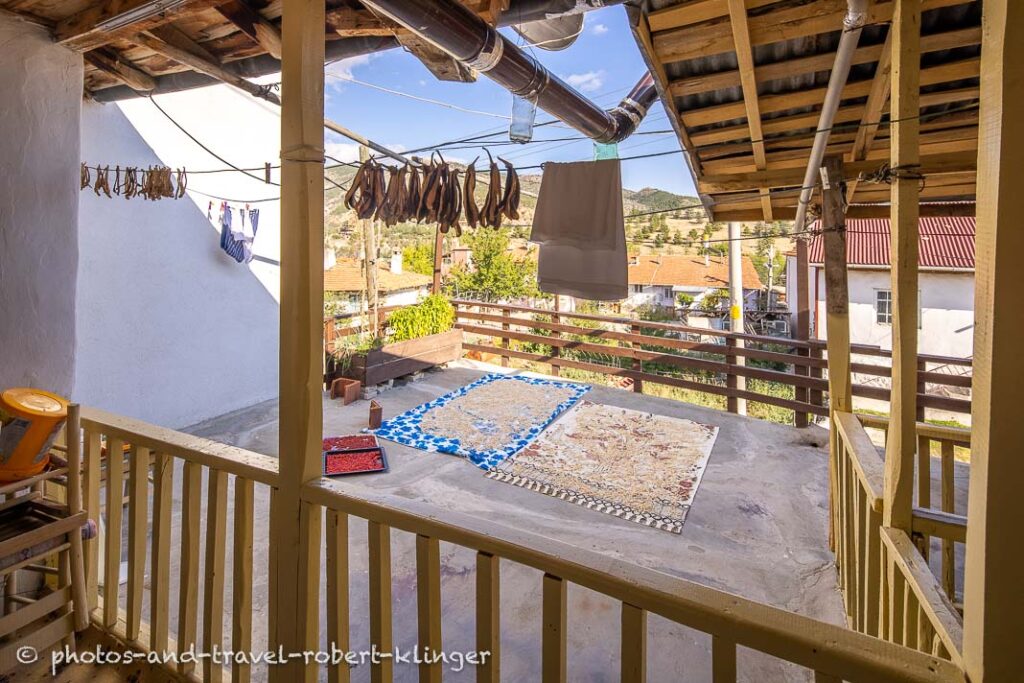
[807,217,975,269]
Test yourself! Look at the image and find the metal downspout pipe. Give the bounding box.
[792,0,870,233]
[359,0,658,143]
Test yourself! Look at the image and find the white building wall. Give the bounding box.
[0,18,82,395]
[75,101,280,428]
[812,267,974,359]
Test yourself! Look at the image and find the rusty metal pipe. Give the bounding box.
[360,0,657,143]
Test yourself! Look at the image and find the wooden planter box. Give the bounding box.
[343,329,463,387]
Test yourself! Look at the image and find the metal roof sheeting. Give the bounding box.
[807,216,975,270]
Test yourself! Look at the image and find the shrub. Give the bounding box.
[386,294,455,343]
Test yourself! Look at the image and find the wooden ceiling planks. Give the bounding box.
[635,0,981,220]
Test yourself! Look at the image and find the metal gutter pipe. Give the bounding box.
[360,0,658,143]
[792,0,870,233]
[90,0,626,104]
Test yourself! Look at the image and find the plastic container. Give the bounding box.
[0,388,68,482]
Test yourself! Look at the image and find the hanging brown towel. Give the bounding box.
[530,159,623,250]
[532,158,627,301]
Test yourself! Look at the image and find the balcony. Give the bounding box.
[5,347,970,683]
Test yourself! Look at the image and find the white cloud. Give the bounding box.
[590,22,609,36]
[324,140,359,163]
[326,54,374,81]
[565,70,605,93]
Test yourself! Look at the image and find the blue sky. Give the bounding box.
[322,6,696,196]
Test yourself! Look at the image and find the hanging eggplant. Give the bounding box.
[479,150,503,228]
[498,157,520,221]
[463,157,480,230]
[404,162,421,222]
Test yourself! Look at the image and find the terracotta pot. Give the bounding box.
[330,377,362,405]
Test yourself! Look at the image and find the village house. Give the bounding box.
[624,253,764,312]
[324,252,431,315]
[786,217,976,358]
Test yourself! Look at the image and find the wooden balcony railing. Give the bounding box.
[77,407,279,683]
[451,300,972,425]
[301,476,962,683]
[67,407,965,682]
[858,414,969,602]
[833,412,964,668]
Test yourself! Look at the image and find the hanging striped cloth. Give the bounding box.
[219,201,246,263]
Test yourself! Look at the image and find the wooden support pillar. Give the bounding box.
[270,0,325,679]
[963,1,1024,680]
[820,154,851,550]
[882,0,921,532]
[360,145,380,332]
[432,226,443,295]
[794,238,811,427]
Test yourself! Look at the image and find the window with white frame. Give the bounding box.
[876,289,892,324]
[631,284,644,294]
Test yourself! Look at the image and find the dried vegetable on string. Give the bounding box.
[344,150,521,233]
[479,150,503,228]
[80,163,188,201]
[463,157,480,229]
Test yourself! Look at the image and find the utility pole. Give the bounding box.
[728,221,746,415]
[359,145,379,334]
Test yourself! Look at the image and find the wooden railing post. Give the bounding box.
[630,323,643,393]
[794,237,811,427]
[501,307,510,367]
[550,297,561,377]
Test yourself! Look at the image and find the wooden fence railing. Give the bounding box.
[858,414,969,602]
[69,406,965,682]
[324,306,402,355]
[833,412,964,668]
[302,476,962,683]
[451,300,973,424]
[77,407,279,683]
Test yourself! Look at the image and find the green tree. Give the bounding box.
[445,228,538,302]
[402,242,435,276]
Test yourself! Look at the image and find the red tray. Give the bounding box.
[322,435,378,453]
[323,447,388,476]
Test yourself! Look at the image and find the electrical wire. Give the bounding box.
[326,73,511,119]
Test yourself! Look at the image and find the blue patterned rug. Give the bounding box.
[371,373,590,469]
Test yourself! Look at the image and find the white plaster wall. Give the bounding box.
[813,268,974,358]
[75,101,280,428]
[0,17,82,395]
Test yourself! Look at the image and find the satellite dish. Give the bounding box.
[511,14,585,51]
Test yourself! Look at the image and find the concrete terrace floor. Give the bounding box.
[161,360,845,682]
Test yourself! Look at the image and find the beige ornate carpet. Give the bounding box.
[487,401,719,533]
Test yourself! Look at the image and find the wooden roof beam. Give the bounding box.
[725,0,771,220]
[325,8,409,37]
[690,85,980,147]
[130,28,281,103]
[668,26,980,99]
[55,0,218,52]
[683,57,979,129]
[653,0,973,64]
[846,29,894,202]
[698,150,977,193]
[647,0,777,32]
[215,0,282,60]
[83,48,156,92]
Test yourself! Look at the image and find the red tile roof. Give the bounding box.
[627,254,763,289]
[324,258,431,293]
[807,217,975,270]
